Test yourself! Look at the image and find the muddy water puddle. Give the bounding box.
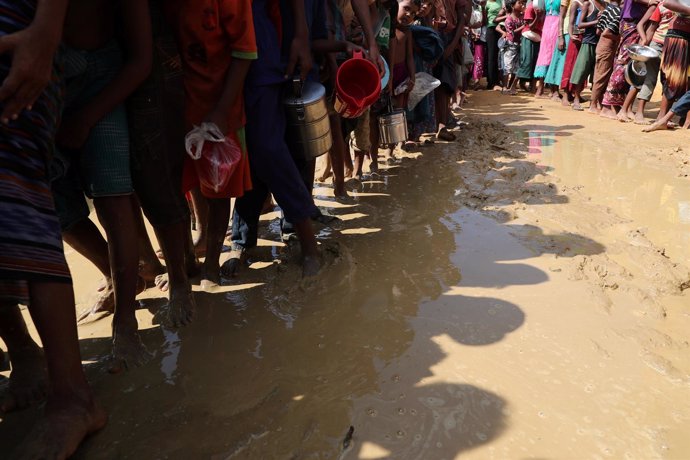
[523,128,690,267]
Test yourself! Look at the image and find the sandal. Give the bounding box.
[436,128,456,142]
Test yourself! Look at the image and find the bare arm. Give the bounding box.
[0,0,69,122]
[443,1,466,58]
[557,3,568,50]
[311,39,363,55]
[406,29,415,90]
[285,0,313,80]
[636,4,657,44]
[352,0,384,73]
[663,0,690,15]
[568,1,580,36]
[205,59,253,135]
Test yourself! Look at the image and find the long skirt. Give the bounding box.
[0,0,71,305]
[517,36,540,80]
[660,29,690,100]
[602,20,640,107]
[473,42,486,81]
[560,37,582,90]
[535,15,561,78]
[545,34,570,85]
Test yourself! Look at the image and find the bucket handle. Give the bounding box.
[352,50,365,60]
[292,76,303,98]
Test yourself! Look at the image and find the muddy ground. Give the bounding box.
[1,90,689,459]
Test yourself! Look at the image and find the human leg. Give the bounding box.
[0,302,46,412]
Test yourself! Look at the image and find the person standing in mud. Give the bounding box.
[50,0,155,370]
[223,0,324,279]
[165,0,256,289]
[0,0,106,457]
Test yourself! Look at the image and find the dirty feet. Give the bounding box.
[302,254,322,279]
[13,396,107,460]
[154,290,196,328]
[1,345,47,412]
[109,326,153,373]
[642,120,670,133]
[76,282,115,323]
[138,260,165,287]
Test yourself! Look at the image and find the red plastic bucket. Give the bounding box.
[335,51,381,118]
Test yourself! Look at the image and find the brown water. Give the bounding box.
[2,92,690,458]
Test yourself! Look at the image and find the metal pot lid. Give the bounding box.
[283,79,327,106]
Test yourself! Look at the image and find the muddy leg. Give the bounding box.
[294,218,321,278]
[94,195,152,370]
[189,188,209,258]
[152,221,195,328]
[327,114,347,197]
[63,219,114,319]
[133,201,165,284]
[200,197,231,289]
[0,304,47,412]
[12,281,107,460]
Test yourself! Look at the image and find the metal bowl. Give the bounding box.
[626,44,660,62]
[624,61,647,88]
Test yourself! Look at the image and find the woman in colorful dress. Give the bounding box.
[533,0,563,97]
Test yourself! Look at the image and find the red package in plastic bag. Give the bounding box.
[185,123,241,194]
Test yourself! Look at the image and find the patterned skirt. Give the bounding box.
[660,29,690,100]
[0,0,70,303]
[602,20,640,107]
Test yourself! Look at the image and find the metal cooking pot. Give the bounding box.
[284,78,332,160]
[378,107,408,145]
[626,44,660,62]
[624,60,647,89]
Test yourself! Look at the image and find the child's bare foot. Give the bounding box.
[634,112,650,125]
[599,106,618,120]
[109,325,153,373]
[154,290,196,328]
[587,104,600,114]
[1,345,47,412]
[642,120,670,132]
[550,92,561,102]
[13,395,107,460]
[76,284,114,323]
[572,102,584,111]
[616,110,631,122]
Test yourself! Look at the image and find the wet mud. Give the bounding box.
[1,90,689,458]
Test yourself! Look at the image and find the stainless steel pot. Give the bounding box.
[284,78,332,160]
[378,108,408,145]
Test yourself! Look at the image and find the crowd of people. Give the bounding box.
[463,0,690,131]
[0,0,688,457]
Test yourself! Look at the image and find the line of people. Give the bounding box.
[0,0,496,457]
[465,0,690,130]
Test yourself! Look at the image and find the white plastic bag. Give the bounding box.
[406,72,441,110]
[185,122,241,194]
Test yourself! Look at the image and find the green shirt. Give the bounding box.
[486,0,503,26]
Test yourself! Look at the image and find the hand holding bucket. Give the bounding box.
[334,50,382,118]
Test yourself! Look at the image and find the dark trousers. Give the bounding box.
[231,84,318,249]
[486,26,501,89]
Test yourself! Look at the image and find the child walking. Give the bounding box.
[499,0,527,94]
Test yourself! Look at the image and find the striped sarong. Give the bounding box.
[0,0,71,303]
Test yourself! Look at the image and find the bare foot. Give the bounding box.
[642,120,670,132]
[599,107,618,120]
[634,114,650,125]
[587,105,600,115]
[572,102,584,111]
[76,284,114,323]
[154,291,195,328]
[616,110,631,123]
[13,396,107,460]
[561,97,571,107]
[316,169,333,183]
[302,254,322,279]
[344,167,353,179]
[109,328,153,373]
[1,345,47,412]
[550,92,561,102]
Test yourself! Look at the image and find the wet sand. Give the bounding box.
[1,90,689,458]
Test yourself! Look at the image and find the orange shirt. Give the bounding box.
[165,0,258,128]
[166,0,258,198]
